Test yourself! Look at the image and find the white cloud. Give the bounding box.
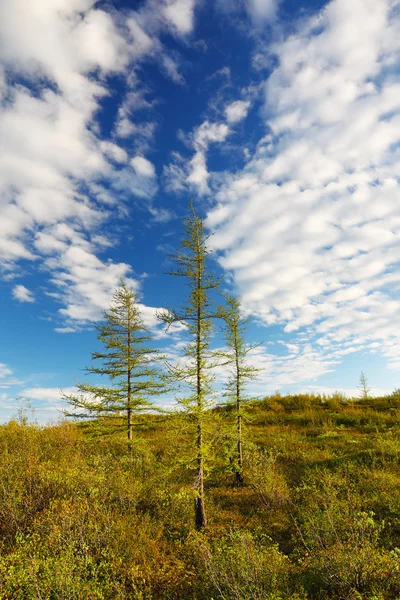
[124,8,187,84]
[21,387,73,403]
[17,386,79,422]
[33,224,171,334]
[187,151,210,194]
[36,226,138,322]
[161,54,186,84]
[12,284,35,303]
[0,0,127,285]
[0,0,186,322]
[126,17,155,58]
[216,0,279,21]
[225,100,251,123]
[163,0,196,35]
[131,155,156,177]
[194,121,230,149]
[0,364,13,380]
[0,363,22,389]
[0,65,5,99]
[246,0,278,21]
[148,206,174,223]
[100,141,128,164]
[206,0,400,367]
[239,343,337,390]
[166,120,230,195]
[165,336,341,400]
[303,385,395,398]
[115,120,157,152]
[0,86,108,269]
[113,86,156,145]
[0,1,127,109]
[163,151,188,193]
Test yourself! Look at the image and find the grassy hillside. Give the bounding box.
[1,394,400,599]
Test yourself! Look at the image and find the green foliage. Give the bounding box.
[295,471,400,597]
[246,446,291,509]
[157,202,220,412]
[217,294,260,486]
[64,282,165,448]
[218,294,260,404]
[197,530,294,600]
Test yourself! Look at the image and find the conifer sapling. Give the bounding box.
[218,295,260,486]
[63,282,165,453]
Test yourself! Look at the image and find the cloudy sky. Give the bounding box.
[1,0,400,422]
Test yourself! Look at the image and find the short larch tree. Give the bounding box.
[358,371,371,401]
[64,283,165,452]
[219,294,260,486]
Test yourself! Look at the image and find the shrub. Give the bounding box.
[197,530,296,600]
[295,470,400,598]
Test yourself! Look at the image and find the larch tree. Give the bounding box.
[63,282,165,453]
[218,295,260,487]
[359,371,371,401]
[157,203,220,530]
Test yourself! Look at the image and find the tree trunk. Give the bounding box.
[195,258,207,530]
[127,407,132,456]
[234,332,244,487]
[194,495,207,530]
[234,412,244,487]
[195,420,207,529]
[127,318,132,456]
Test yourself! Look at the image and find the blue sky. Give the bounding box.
[1,0,400,422]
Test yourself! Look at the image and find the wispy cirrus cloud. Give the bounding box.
[0,363,23,389]
[0,363,13,382]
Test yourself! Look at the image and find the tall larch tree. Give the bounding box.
[219,295,260,487]
[157,203,220,530]
[64,282,165,453]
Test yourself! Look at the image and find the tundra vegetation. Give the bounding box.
[1,208,400,599]
[1,393,400,599]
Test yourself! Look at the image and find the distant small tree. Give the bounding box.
[218,295,260,486]
[358,371,371,401]
[157,202,220,530]
[63,283,165,453]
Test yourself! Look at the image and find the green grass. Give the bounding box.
[0,394,399,599]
